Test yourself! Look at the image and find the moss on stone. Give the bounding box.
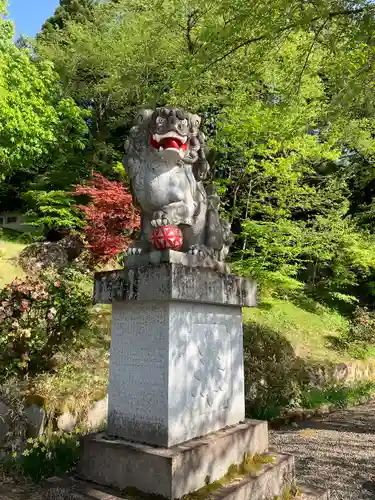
[182,453,277,500]
[273,484,303,500]
[241,452,276,475]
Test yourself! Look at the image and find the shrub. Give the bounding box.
[0,269,92,378]
[300,381,375,409]
[10,430,82,483]
[334,306,375,359]
[74,173,140,264]
[347,307,375,345]
[243,322,305,420]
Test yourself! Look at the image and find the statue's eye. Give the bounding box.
[180,119,188,127]
[156,116,165,125]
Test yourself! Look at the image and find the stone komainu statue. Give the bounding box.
[123,107,233,261]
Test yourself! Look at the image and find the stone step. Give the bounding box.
[296,483,330,500]
[79,421,270,499]
[44,476,127,499]
[195,452,295,500]
[45,452,295,500]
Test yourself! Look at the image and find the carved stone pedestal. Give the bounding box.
[77,252,328,499]
[92,251,256,448]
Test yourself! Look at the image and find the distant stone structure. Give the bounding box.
[18,234,85,275]
[0,212,39,233]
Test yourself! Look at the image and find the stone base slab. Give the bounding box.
[125,249,232,275]
[44,474,329,500]
[44,475,126,499]
[297,483,330,500]
[78,420,269,499]
[205,452,295,500]
[93,260,256,307]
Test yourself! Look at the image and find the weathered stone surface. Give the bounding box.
[18,234,85,275]
[79,420,270,499]
[125,249,231,274]
[46,474,329,500]
[94,261,256,307]
[43,487,84,500]
[60,234,85,261]
[205,453,294,500]
[108,300,245,446]
[19,242,68,274]
[57,412,77,433]
[306,359,375,387]
[44,476,131,499]
[297,483,330,499]
[24,404,46,438]
[0,400,10,446]
[86,396,108,431]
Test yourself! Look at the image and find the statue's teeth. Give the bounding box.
[159,146,164,151]
[154,132,188,143]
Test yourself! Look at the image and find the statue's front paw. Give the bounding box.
[151,211,170,228]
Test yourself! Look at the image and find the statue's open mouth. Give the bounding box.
[151,132,188,153]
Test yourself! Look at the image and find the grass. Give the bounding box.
[0,240,25,288]
[243,295,350,363]
[300,380,375,410]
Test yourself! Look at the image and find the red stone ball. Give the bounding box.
[151,225,183,251]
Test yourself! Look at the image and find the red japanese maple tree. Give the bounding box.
[74,173,140,264]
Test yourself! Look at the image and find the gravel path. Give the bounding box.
[0,478,42,499]
[270,399,375,499]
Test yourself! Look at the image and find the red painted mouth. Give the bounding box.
[151,136,188,152]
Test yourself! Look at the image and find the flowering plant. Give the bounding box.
[11,429,82,482]
[0,268,91,378]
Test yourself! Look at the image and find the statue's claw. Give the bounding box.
[187,245,211,259]
[151,212,170,228]
[125,247,143,256]
[151,219,163,228]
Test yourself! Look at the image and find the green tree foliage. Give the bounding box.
[39,0,97,36]
[0,1,88,211]
[27,0,375,306]
[23,190,84,232]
